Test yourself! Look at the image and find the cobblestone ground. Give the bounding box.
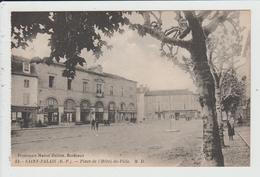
[222,126,250,166]
[12,119,203,166]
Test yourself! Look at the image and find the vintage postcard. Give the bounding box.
[1,2,259,177]
[9,9,251,167]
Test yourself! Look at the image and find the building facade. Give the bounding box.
[11,56,137,128]
[11,56,39,129]
[137,86,201,121]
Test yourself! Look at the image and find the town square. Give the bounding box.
[9,10,250,167]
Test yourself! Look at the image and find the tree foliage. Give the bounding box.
[206,11,244,88]
[221,69,246,115]
[12,12,129,78]
[127,11,245,88]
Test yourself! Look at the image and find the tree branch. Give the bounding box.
[203,11,230,36]
[183,11,206,42]
[197,10,212,21]
[208,50,220,86]
[130,23,192,50]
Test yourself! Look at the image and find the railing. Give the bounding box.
[96,92,104,98]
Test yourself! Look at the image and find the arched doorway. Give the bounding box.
[64,99,76,123]
[119,102,126,121]
[80,100,91,123]
[45,97,59,125]
[128,103,136,122]
[108,102,116,123]
[95,101,104,122]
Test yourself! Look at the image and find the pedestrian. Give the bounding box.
[90,111,95,130]
[227,116,235,141]
[95,120,99,131]
[237,113,243,125]
[103,111,109,126]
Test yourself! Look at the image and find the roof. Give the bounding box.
[51,62,137,83]
[11,55,38,77]
[102,72,137,83]
[145,89,196,96]
[11,55,137,83]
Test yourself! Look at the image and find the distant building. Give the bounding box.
[137,86,201,121]
[11,56,137,129]
[136,85,149,122]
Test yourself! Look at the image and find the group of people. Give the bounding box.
[90,111,111,132]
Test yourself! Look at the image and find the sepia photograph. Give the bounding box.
[8,9,251,168]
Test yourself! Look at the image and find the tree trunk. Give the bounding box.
[192,55,224,166]
[184,11,224,166]
[215,86,225,147]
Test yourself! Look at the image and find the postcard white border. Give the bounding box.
[0,1,260,177]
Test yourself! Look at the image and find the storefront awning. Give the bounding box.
[11,106,38,112]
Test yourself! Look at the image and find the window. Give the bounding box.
[11,112,17,121]
[23,62,30,73]
[83,82,88,93]
[11,112,22,121]
[120,103,125,110]
[96,83,104,97]
[23,93,30,105]
[121,87,124,97]
[110,86,113,96]
[24,79,29,88]
[47,97,58,107]
[96,83,102,94]
[17,112,22,118]
[67,79,72,90]
[49,76,54,88]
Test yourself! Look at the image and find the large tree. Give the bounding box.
[128,11,245,166]
[11,11,247,166]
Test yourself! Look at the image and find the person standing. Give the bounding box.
[90,110,95,130]
[227,116,235,141]
[95,120,99,131]
[103,111,109,126]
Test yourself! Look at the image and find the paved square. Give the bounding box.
[12,119,203,166]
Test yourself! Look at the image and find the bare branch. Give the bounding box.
[141,12,151,26]
[130,23,192,50]
[203,11,230,36]
[150,11,162,26]
[160,41,196,83]
[164,26,182,37]
[197,10,212,21]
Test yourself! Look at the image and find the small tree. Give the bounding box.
[206,15,244,147]
[221,69,245,121]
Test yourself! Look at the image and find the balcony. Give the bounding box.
[96,92,104,98]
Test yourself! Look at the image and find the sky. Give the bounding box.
[11,11,250,92]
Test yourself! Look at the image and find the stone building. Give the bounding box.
[136,85,149,122]
[11,56,39,129]
[11,56,137,128]
[137,86,201,121]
